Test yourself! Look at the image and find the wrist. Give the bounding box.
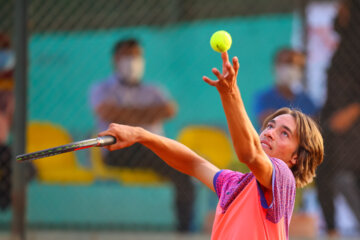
[136,127,151,144]
[220,86,241,101]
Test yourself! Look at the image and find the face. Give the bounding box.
[259,114,299,168]
[114,45,145,84]
[274,51,304,92]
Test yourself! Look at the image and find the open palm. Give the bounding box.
[202,52,240,93]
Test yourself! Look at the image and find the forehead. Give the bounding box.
[276,50,293,62]
[272,114,297,132]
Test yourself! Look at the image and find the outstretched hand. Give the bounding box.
[98,123,141,151]
[202,52,240,93]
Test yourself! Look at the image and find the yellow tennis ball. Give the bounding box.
[210,30,232,53]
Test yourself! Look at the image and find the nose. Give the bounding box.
[263,128,274,140]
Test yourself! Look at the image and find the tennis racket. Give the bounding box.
[16,135,116,162]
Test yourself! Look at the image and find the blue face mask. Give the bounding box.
[0,50,15,71]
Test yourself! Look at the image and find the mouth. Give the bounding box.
[261,140,272,150]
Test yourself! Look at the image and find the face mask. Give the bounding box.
[0,50,15,71]
[116,56,145,84]
[275,64,303,93]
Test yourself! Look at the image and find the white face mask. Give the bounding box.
[116,56,145,84]
[275,64,303,93]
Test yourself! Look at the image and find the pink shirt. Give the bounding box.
[212,157,296,240]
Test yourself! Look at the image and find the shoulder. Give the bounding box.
[214,170,254,198]
[269,157,295,184]
[91,75,115,92]
[214,169,248,183]
[214,170,255,213]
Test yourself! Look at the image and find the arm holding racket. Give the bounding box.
[99,124,219,192]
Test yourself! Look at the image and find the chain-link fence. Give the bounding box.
[1,0,360,238]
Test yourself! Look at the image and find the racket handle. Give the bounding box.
[97,135,116,147]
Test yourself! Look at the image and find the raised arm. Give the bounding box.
[203,52,273,190]
[98,123,219,191]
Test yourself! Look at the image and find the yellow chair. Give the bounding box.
[90,144,164,185]
[177,125,235,169]
[27,122,94,184]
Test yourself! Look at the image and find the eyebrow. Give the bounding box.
[269,119,294,137]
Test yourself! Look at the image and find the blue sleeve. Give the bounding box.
[213,170,224,197]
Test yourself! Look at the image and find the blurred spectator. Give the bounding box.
[0,33,15,210]
[305,1,339,107]
[316,0,360,236]
[89,38,195,232]
[254,48,318,128]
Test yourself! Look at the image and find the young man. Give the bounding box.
[99,52,324,239]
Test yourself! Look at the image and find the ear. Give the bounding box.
[290,153,298,167]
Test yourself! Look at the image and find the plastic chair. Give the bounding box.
[177,125,234,169]
[90,144,164,185]
[27,122,94,184]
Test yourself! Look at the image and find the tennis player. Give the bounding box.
[99,52,324,239]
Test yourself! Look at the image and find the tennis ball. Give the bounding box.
[210,30,232,53]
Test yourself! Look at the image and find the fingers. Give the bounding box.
[221,52,237,77]
[232,56,239,73]
[103,138,127,151]
[202,76,218,86]
[212,68,223,80]
[221,52,230,65]
[203,54,240,87]
[98,125,120,151]
[98,130,113,137]
[108,144,123,151]
[224,61,235,77]
[203,67,222,86]
[98,130,119,151]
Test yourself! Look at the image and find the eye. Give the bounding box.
[267,123,274,129]
[281,131,289,137]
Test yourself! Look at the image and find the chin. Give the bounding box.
[262,148,272,156]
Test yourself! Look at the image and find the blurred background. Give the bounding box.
[1,0,360,239]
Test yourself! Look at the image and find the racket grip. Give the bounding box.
[97,135,116,147]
